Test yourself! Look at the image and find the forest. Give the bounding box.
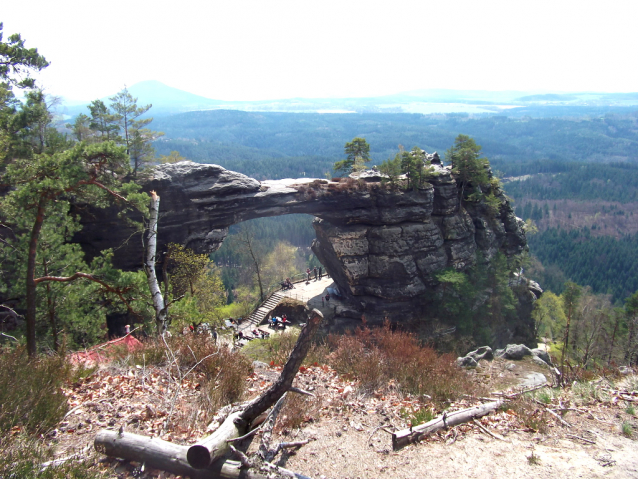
[2,22,638,479]
[1,19,638,361]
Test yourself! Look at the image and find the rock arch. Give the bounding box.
[79,161,531,335]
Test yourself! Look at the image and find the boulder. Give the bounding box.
[467,346,494,362]
[531,348,552,366]
[497,344,532,360]
[456,356,478,368]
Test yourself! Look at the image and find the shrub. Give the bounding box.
[0,437,102,479]
[113,335,252,412]
[507,396,549,433]
[621,421,633,437]
[327,322,481,404]
[0,347,70,435]
[276,392,322,432]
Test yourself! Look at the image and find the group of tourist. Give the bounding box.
[305,266,323,283]
[236,329,269,342]
[281,278,295,290]
[270,314,290,330]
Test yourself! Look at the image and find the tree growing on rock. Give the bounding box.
[445,134,492,207]
[333,137,371,175]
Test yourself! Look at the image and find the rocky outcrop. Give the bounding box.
[76,160,536,343]
[458,344,554,368]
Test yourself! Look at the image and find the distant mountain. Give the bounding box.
[58,81,638,120]
[125,81,228,115]
[516,93,579,102]
[59,80,230,119]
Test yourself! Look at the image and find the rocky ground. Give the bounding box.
[48,354,638,479]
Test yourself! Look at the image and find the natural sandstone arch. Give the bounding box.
[77,161,531,338]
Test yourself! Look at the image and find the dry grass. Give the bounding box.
[327,322,482,404]
[0,347,71,435]
[276,392,323,432]
[113,335,253,412]
[506,395,550,433]
[0,347,104,478]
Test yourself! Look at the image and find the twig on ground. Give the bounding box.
[258,393,288,463]
[270,439,312,458]
[566,433,596,444]
[289,386,316,397]
[545,408,572,427]
[40,445,92,471]
[472,419,507,441]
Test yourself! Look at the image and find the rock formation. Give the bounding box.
[76,160,538,344]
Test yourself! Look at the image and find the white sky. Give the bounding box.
[3,0,637,102]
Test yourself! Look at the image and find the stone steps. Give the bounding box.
[242,292,285,330]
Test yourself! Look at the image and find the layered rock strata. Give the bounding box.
[77,161,532,340]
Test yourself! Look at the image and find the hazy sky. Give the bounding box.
[3,0,637,102]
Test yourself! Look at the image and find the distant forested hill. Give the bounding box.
[150,108,638,300]
[152,110,638,180]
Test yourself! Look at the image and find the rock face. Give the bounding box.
[77,161,535,343]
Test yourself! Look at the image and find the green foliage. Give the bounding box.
[333,137,371,175]
[571,381,609,405]
[1,139,149,353]
[87,99,119,141]
[164,244,227,330]
[0,23,49,90]
[532,291,566,340]
[527,451,541,466]
[261,241,306,290]
[158,150,187,163]
[622,421,633,437]
[377,152,402,187]
[528,228,638,302]
[445,134,492,207]
[432,253,519,342]
[400,406,435,427]
[503,161,638,204]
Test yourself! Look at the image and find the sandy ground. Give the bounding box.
[267,400,638,479]
[52,354,638,479]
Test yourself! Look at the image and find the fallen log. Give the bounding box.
[392,400,502,449]
[186,309,323,469]
[94,429,266,479]
[94,308,324,477]
[187,411,244,470]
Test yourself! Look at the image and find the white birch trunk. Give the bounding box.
[145,191,168,335]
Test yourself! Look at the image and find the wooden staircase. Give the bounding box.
[241,291,285,330]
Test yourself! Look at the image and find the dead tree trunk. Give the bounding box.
[392,400,502,449]
[187,309,323,469]
[145,191,168,335]
[95,308,324,477]
[95,429,267,479]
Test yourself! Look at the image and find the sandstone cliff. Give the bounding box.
[77,160,538,345]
